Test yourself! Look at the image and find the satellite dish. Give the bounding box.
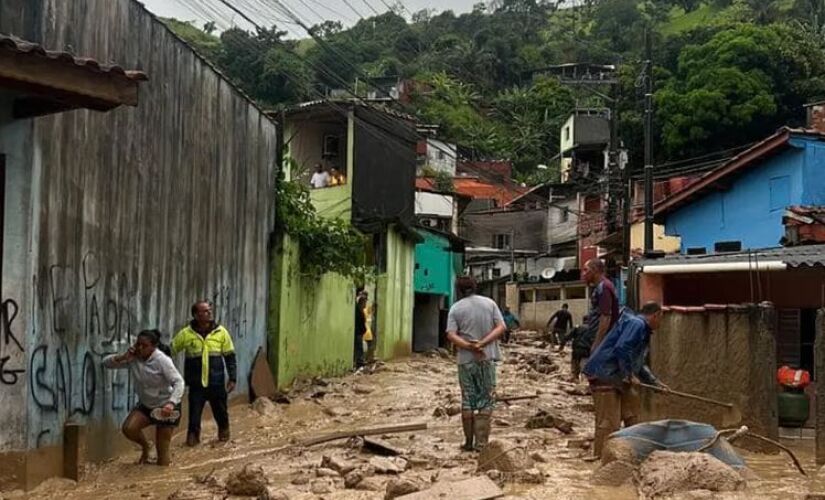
[541,268,557,280]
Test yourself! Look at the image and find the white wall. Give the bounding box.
[415,191,454,217]
[425,139,457,175]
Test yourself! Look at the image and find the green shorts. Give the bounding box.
[458,360,496,411]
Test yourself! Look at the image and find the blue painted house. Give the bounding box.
[655,128,825,253]
[413,227,465,351]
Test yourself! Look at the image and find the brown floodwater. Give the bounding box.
[6,333,820,500]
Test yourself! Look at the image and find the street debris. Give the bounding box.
[477,440,533,473]
[395,476,503,500]
[385,478,422,499]
[637,451,747,498]
[525,409,575,434]
[225,464,269,496]
[364,436,407,456]
[302,421,428,446]
[252,397,277,416]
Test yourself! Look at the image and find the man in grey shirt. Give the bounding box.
[446,276,506,452]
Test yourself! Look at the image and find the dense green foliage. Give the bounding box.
[165,0,825,179]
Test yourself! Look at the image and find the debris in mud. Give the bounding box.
[167,487,217,500]
[637,451,747,498]
[432,404,461,418]
[252,397,277,416]
[354,384,374,395]
[385,478,422,499]
[344,469,366,488]
[601,438,639,465]
[563,385,590,396]
[315,467,339,477]
[225,464,270,496]
[566,438,592,450]
[321,455,357,475]
[364,436,406,456]
[530,451,549,463]
[370,456,409,474]
[323,405,351,417]
[310,478,335,494]
[395,476,503,500]
[476,440,533,473]
[356,477,385,491]
[272,391,291,404]
[525,409,574,434]
[516,468,545,484]
[591,460,636,486]
[261,487,291,500]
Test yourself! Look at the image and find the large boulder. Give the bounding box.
[637,451,746,498]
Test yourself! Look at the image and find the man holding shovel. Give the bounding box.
[583,302,667,458]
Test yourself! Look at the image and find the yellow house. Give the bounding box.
[630,221,681,254]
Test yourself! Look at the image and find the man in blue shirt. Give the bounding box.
[583,301,667,458]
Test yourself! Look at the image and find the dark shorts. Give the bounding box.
[135,403,182,427]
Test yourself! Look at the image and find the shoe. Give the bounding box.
[150,407,180,423]
[186,432,200,447]
[473,412,492,451]
[218,427,230,442]
[461,415,474,452]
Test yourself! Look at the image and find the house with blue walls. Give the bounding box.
[654,128,825,253]
[412,227,465,352]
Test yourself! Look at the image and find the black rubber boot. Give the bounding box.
[461,412,475,451]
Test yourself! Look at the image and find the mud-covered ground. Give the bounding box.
[5,331,819,499]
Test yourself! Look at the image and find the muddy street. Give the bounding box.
[8,332,817,500]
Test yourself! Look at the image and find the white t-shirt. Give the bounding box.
[310,171,330,188]
[447,294,505,364]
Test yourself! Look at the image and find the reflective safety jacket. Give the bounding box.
[171,322,237,388]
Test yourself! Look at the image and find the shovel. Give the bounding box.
[637,382,743,427]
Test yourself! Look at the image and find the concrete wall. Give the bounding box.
[415,192,454,218]
[630,222,680,254]
[269,235,354,389]
[0,0,277,488]
[376,227,415,360]
[641,306,778,445]
[424,139,457,175]
[515,282,590,330]
[663,137,825,251]
[462,208,548,252]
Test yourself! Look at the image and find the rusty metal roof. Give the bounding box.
[0,34,148,82]
[638,244,825,269]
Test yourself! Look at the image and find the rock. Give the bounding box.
[433,407,448,417]
[530,452,548,463]
[356,477,385,491]
[591,460,636,486]
[485,469,502,481]
[384,478,421,499]
[315,468,339,477]
[637,451,747,498]
[272,391,291,404]
[353,384,374,395]
[344,470,365,489]
[370,457,408,474]
[291,475,310,486]
[445,405,462,416]
[321,455,356,475]
[564,386,590,396]
[252,397,276,416]
[226,464,269,496]
[476,440,533,473]
[260,488,291,500]
[493,419,511,427]
[525,410,574,433]
[166,488,216,500]
[310,478,333,495]
[601,438,639,465]
[323,406,351,417]
[516,468,545,484]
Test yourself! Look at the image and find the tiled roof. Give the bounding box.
[0,34,148,82]
[638,244,825,269]
[453,177,526,205]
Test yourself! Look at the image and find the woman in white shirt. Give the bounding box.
[103,329,184,466]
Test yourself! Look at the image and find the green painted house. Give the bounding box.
[413,227,465,352]
[269,101,420,388]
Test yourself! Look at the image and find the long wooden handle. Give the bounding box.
[637,382,734,409]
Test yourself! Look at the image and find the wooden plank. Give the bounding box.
[301,422,427,447]
[397,476,503,500]
[249,346,277,401]
[363,436,406,456]
[63,423,86,481]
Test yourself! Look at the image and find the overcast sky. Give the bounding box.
[140,0,481,38]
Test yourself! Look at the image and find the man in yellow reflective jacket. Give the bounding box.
[171,300,237,446]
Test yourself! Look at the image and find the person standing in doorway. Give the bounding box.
[354,292,368,369]
[446,276,506,452]
[584,302,667,458]
[103,330,184,466]
[171,300,237,446]
[310,163,330,189]
[546,303,573,345]
[583,259,619,354]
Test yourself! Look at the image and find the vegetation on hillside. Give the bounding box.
[165,0,825,181]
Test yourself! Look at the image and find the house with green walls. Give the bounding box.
[413,227,465,352]
[268,101,420,388]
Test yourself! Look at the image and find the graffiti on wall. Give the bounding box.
[14,252,251,448]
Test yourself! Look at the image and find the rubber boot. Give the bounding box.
[461,412,474,451]
[473,411,492,451]
[186,432,200,447]
[218,426,231,442]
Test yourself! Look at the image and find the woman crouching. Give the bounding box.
[103,329,184,465]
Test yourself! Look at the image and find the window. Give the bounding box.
[536,288,561,302]
[493,233,511,249]
[492,268,502,278]
[564,126,571,142]
[323,134,340,158]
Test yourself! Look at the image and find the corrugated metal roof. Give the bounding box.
[0,34,148,81]
[638,244,825,269]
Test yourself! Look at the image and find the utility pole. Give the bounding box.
[643,27,655,253]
